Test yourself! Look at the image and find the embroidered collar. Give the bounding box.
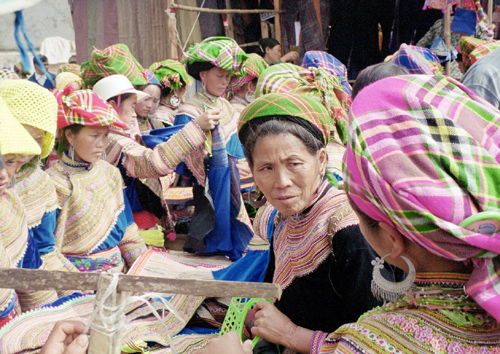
[15,164,36,182]
[60,152,94,172]
[231,95,250,106]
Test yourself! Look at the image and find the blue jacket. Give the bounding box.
[28,72,56,89]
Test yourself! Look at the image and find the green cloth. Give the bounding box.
[238,92,331,146]
[227,54,269,97]
[149,59,192,91]
[81,44,147,88]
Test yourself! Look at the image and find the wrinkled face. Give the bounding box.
[200,67,231,97]
[0,154,17,194]
[135,85,161,118]
[17,125,44,165]
[66,126,110,164]
[35,61,49,75]
[251,133,326,216]
[265,45,282,64]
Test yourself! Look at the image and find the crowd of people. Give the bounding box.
[0,29,499,354]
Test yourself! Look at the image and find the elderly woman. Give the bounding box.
[149,59,193,127]
[203,75,500,353]
[217,92,394,353]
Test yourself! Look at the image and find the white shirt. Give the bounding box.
[35,72,47,86]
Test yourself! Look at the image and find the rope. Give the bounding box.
[84,273,187,354]
[182,0,206,52]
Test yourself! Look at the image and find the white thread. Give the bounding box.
[84,273,187,354]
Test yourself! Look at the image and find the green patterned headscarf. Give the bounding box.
[181,36,247,76]
[226,54,268,97]
[256,63,350,145]
[149,59,193,91]
[81,44,147,88]
[238,92,331,147]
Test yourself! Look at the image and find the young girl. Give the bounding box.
[47,89,146,272]
[134,69,163,133]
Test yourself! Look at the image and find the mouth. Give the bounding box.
[275,195,296,203]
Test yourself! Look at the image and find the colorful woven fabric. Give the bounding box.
[386,44,443,75]
[141,69,161,87]
[301,51,352,96]
[255,63,349,144]
[0,79,57,158]
[226,54,268,98]
[0,97,40,156]
[59,63,81,76]
[55,72,82,90]
[181,36,247,75]
[56,89,125,129]
[149,59,192,91]
[344,74,500,321]
[239,91,331,146]
[460,36,500,71]
[0,69,19,82]
[81,43,147,88]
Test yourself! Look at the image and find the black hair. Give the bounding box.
[347,195,379,230]
[187,62,215,81]
[58,124,85,157]
[352,63,409,99]
[107,92,136,106]
[257,38,280,57]
[33,54,48,66]
[241,117,323,167]
[161,86,172,99]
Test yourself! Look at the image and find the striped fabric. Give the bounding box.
[59,63,81,76]
[273,180,358,290]
[81,43,147,88]
[460,36,500,71]
[301,51,352,96]
[386,44,443,74]
[315,273,500,353]
[149,59,192,90]
[142,69,161,87]
[255,63,350,145]
[344,74,500,321]
[181,36,247,75]
[226,54,268,98]
[0,69,19,82]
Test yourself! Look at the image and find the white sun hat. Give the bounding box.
[93,74,149,102]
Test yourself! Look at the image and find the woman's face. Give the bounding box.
[114,94,137,127]
[200,67,231,97]
[135,85,161,118]
[251,133,326,216]
[17,125,44,165]
[0,154,17,194]
[66,126,110,164]
[265,44,282,64]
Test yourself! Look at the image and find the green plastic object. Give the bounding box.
[459,210,500,235]
[219,297,273,348]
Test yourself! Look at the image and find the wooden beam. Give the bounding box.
[166,0,179,59]
[488,0,494,25]
[240,41,259,48]
[170,2,282,14]
[443,2,451,76]
[274,0,281,47]
[0,268,282,299]
[225,0,235,39]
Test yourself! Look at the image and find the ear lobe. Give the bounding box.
[108,100,117,109]
[318,148,327,174]
[378,221,406,258]
[64,129,74,145]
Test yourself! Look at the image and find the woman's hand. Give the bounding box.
[40,321,89,354]
[251,301,297,348]
[195,108,222,131]
[281,51,299,63]
[199,332,252,354]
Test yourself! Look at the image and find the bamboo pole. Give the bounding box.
[225,0,235,39]
[274,0,281,45]
[170,2,282,14]
[166,0,179,59]
[488,0,494,25]
[443,1,452,76]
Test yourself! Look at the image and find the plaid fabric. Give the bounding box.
[238,92,331,146]
[226,54,268,98]
[81,44,147,88]
[386,44,443,75]
[460,36,500,71]
[181,36,247,75]
[301,51,352,96]
[256,63,350,144]
[0,69,19,82]
[59,63,81,76]
[344,74,500,322]
[56,89,125,129]
[142,69,161,87]
[149,59,192,91]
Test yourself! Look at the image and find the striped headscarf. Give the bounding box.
[344,74,500,321]
[386,44,443,75]
[56,89,125,129]
[301,51,352,96]
[460,36,500,71]
[59,63,81,76]
[256,63,350,144]
[181,36,247,76]
[81,44,147,88]
[141,69,161,87]
[149,59,192,91]
[238,92,331,147]
[226,54,268,98]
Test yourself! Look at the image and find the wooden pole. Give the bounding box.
[88,274,125,354]
[488,0,494,25]
[0,268,282,299]
[274,0,281,45]
[225,0,235,39]
[443,1,452,76]
[170,3,282,14]
[166,0,179,59]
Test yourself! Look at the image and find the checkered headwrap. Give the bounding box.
[344,74,500,322]
[226,54,268,98]
[386,44,443,75]
[149,59,192,91]
[460,36,500,71]
[301,51,351,96]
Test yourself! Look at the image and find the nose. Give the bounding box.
[274,167,292,189]
[0,168,7,182]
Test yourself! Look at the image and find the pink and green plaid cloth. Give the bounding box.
[226,54,268,98]
[460,36,500,71]
[81,44,147,88]
[344,74,500,322]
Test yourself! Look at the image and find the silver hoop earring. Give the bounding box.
[201,81,206,92]
[100,149,107,160]
[170,94,180,107]
[69,144,75,162]
[371,254,416,303]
